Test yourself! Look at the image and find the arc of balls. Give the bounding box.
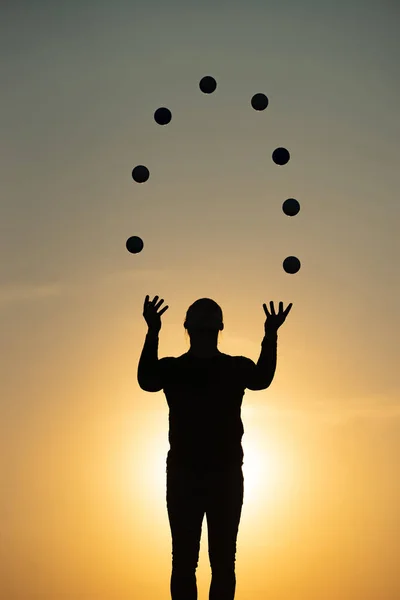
[128,77,301,273]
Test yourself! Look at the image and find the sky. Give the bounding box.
[1,0,399,598]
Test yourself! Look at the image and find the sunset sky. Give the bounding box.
[1,1,399,599]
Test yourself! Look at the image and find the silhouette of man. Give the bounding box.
[137,295,292,600]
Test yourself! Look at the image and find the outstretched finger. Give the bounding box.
[143,295,149,311]
[279,301,283,313]
[159,305,169,316]
[263,303,270,316]
[284,303,293,317]
[269,301,276,316]
[155,298,165,310]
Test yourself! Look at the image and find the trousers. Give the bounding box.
[166,464,244,600]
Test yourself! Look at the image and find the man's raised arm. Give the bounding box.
[244,300,293,391]
[137,295,169,392]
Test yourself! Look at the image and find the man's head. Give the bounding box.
[184,298,224,339]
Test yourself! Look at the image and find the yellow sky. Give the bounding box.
[1,1,399,599]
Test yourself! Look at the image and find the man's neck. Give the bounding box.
[187,329,221,358]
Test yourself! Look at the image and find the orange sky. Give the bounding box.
[1,1,399,599]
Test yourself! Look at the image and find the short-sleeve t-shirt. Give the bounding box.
[158,350,255,472]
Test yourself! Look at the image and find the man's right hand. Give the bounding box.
[143,295,169,333]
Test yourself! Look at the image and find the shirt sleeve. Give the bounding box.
[239,356,270,391]
[139,357,173,393]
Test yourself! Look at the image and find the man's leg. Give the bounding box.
[166,467,206,600]
[206,467,244,600]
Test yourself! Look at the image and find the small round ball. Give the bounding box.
[132,165,149,183]
[199,76,217,94]
[282,198,300,216]
[283,256,301,274]
[251,93,269,111]
[126,236,144,254]
[154,107,172,125]
[272,147,290,166]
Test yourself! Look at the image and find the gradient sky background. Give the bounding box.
[1,1,399,599]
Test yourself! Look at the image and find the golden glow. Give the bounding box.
[242,437,283,506]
